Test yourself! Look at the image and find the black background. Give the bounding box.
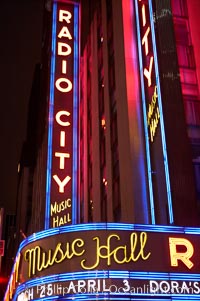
[0,0,44,214]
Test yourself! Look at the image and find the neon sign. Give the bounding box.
[46,1,79,228]
[147,86,160,142]
[8,226,200,284]
[24,232,150,278]
[169,237,195,269]
[5,223,200,300]
[135,0,173,224]
[15,278,200,300]
[4,253,20,301]
[138,0,160,142]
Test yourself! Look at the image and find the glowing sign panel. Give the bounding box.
[5,224,200,300]
[10,228,200,283]
[16,278,200,300]
[135,0,173,224]
[46,1,79,228]
[138,0,160,142]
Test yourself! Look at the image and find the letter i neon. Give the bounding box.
[142,4,146,26]
[60,131,66,147]
[62,60,67,74]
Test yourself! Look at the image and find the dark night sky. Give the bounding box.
[0,0,44,213]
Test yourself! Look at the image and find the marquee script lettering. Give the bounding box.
[147,86,160,142]
[24,232,151,277]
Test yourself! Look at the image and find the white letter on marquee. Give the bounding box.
[62,61,67,74]
[56,111,71,127]
[59,10,72,23]
[55,152,70,169]
[58,26,72,40]
[53,175,71,193]
[144,56,153,87]
[58,42,72,56]
[142,27,150,55]
[55,78,72,93]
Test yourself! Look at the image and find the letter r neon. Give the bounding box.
[169,237,194,269]
[59,10,72,23]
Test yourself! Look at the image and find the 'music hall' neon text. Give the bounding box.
[24,232,150,277]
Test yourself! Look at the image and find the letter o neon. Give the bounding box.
[55,78,72,92]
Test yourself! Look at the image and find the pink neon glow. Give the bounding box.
[122,0,138,101]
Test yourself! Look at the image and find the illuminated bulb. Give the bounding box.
[103,178,108,186]
[101,118,105,125]
[101,118,106,129]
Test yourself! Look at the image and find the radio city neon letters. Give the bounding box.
[53,109,71,193]
[53,10,73,194]
[48,5,76,228]
[140,3,153,86]
[55,9,73,93]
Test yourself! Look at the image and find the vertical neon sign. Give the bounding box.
[135,0,174,224]
[45,0,79,229]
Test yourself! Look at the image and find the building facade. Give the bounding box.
[3,0,200,300]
